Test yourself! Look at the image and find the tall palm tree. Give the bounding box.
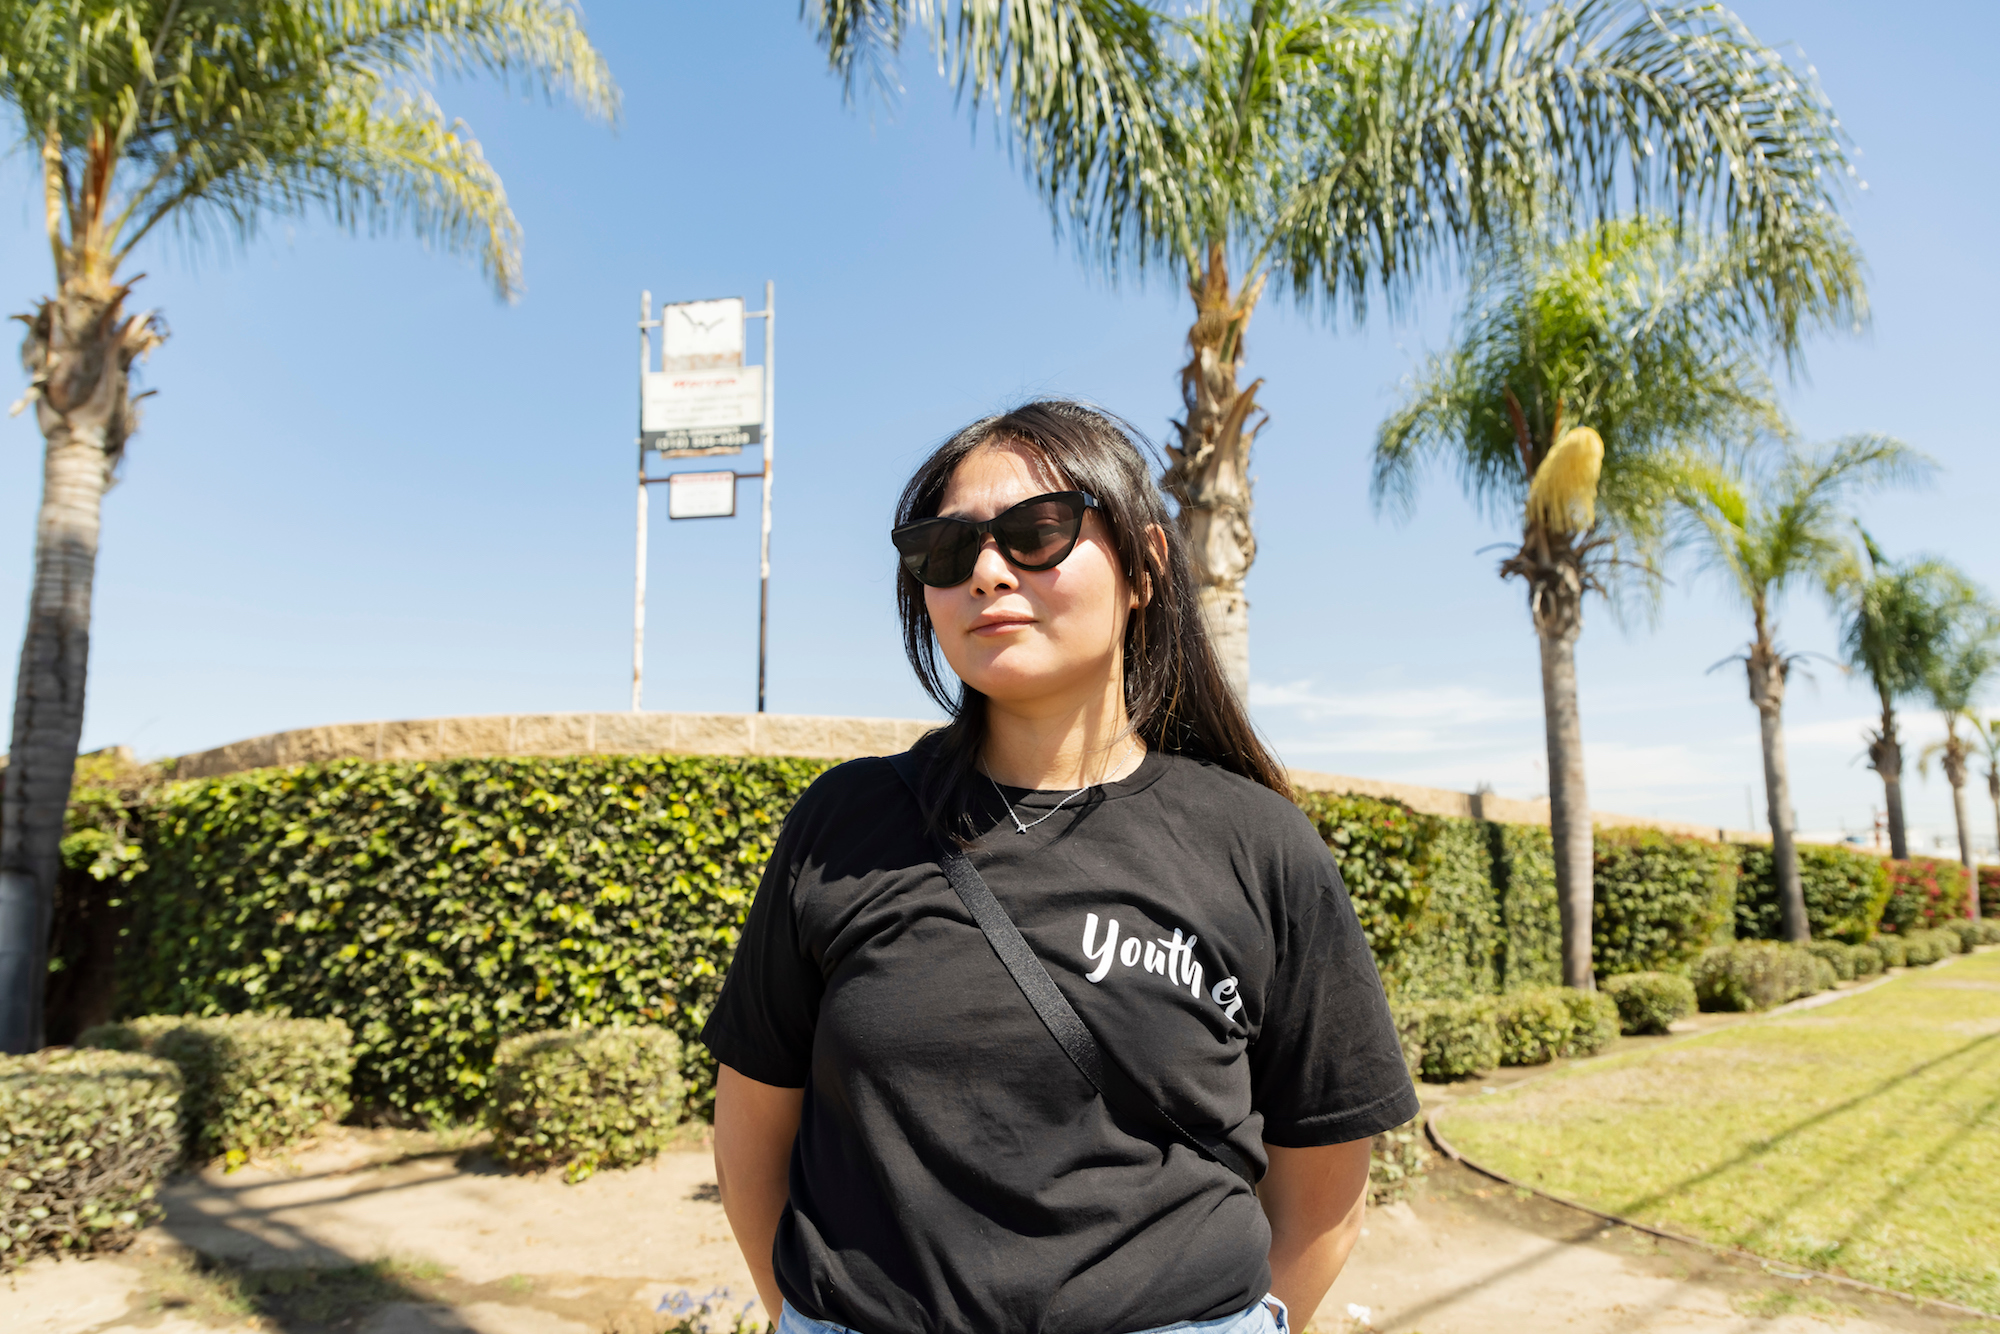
[1978,718,2000,871]
[1920,619,2000,905]
[1675,437,1928,941]
[806,0,1863,695]
[1834,538,1978,859]
[0,0,617,1053]
[1371,217,1846,989]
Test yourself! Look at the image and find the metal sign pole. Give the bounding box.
[757,280,775,714]
[633,289,653,712]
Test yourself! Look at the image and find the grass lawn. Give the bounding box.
[1440,948,2000,1314]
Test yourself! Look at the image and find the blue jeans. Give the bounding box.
[777,1294,1288,1334]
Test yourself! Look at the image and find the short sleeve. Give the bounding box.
[1249,844,1420,1147]
[700,816,821,1089]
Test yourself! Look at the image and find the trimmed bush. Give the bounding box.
[1400,999,1500,1081]
[1973,919,2000,946]
[82,1015,353,1166]
[487,1026,686,1183]
[1592,829,1737,976]
[1981,866,1999,920]
[1494,989,1576,1066]
[1556,989,1620,1057]
[1881,858,1972,935]
[113,756,829,1121]
[1,1049,181,1270]
[1807,940,1857,983]
[1602,971,1696,1035]
[1850,942,1884,976]
[1942,920,1981,954]
[1693,942,1826,1012]
[1874,935,1908,969]
[1734,844,1891,944]
[1900,929,1954,966]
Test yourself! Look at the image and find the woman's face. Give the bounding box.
[925,442,1137,714]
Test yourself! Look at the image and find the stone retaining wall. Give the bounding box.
[173,711,940,779]
[170,711,1768,844]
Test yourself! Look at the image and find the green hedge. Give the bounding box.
[82,1015,354,1166]
[78,752,1918,1121]
[1734,844,1891,944]
[1,1049,182,1269]
[1591,828,1736,976]
[1981,866,1999,919]
[487,1026,686,1183]
[113,756,829,1122]
[1881,857,1971,934]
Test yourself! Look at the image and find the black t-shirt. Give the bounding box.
[701,750,1417,1334]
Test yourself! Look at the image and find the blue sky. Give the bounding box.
[2,1,1994,852]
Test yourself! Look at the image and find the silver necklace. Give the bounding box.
[989,773,1090,834]
[987,740,1138,835]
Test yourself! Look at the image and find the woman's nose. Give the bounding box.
[967,536,1016,596]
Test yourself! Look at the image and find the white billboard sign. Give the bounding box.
[667,470,738,520]
[641,364,764,456]
[663,297,744,370]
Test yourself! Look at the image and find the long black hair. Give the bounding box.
[894,400,1288,840]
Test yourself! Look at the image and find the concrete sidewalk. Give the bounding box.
[6,1131,1990,1334]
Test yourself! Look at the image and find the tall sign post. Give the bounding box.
[632,282,775,712]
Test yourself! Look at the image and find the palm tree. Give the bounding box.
[1675,437,1928,941]
[1834,538,1978,859]
[1978,718,2000,872]
[1370,217,1851,989]
[805,0,1863,695]
[1920,618,2000,906]
[0,0,617,1053]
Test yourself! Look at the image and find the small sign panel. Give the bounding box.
[668,470,738,520]
[641,364,764,456]
[663,297,744,370]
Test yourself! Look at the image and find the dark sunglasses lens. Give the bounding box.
[994,498,1082,569]
[895,520,979,587]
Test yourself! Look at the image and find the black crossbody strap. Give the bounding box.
[886,751,1258,1187]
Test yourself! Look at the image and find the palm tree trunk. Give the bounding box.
[1164,242,1267,700]
[1941,739,1975,919]
[1747,640,1807,941]
[1509,531,1594,990]
[1867,689,1908,860]
[0,284,156,1054]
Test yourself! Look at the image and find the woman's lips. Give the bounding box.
[971,618,1034,637]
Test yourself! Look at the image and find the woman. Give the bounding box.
[703,401,1416,1334]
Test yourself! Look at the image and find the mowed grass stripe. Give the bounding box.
[1441,950,2000,1312]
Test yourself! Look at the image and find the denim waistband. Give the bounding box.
[776,1293,1288,1334]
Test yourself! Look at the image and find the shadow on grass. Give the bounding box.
[1605,1030,1999,1224]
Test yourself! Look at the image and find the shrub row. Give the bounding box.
[79,1015,353,1166]
[1393,987,1619,1081]
[1981,866,2000,920]
[1,1049,182,1271]
[67,754,1987,1121]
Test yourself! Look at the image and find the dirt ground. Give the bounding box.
[8,1118,1992,1334]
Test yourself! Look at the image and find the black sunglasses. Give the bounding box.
[891,491,1105,589]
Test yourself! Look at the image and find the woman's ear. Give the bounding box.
[1132,524,1170,609]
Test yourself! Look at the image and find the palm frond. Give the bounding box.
[2,0,615,298]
